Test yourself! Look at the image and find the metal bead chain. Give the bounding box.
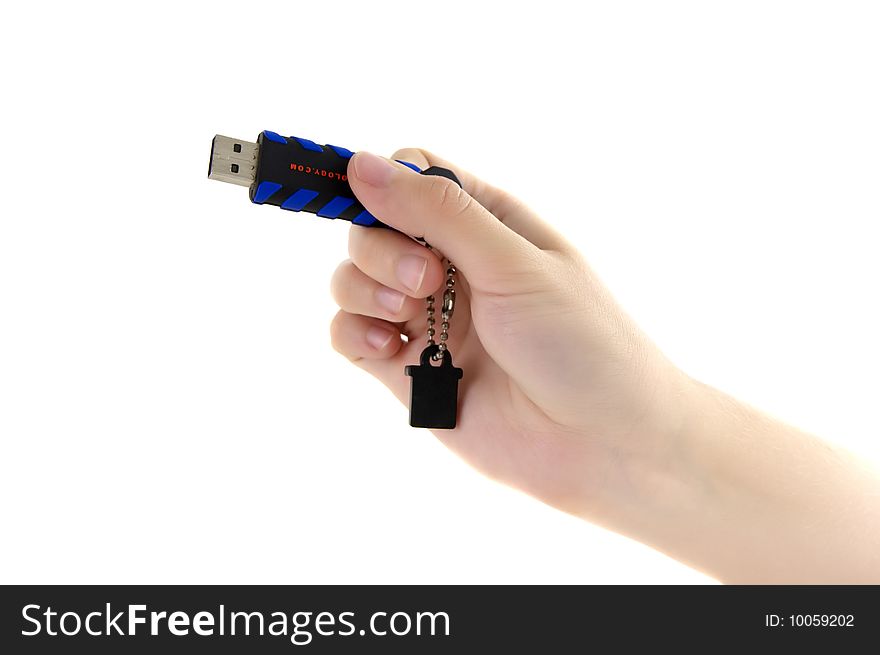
[425,262,456,361]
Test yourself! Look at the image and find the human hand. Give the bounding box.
[330,149,691,521]
[330,149,880,583]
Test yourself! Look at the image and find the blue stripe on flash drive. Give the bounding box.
[281,188,320,211]
[262,131,287,144]
[328,144,354,159]
[292,137,324,153]
[316,196,356,219]
[352,210,378,226]
[253,181,283,203]
[396,160,422,172]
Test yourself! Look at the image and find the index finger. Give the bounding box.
[391,147,517,219]
[391,147,574,254]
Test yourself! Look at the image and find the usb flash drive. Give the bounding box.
[208,131,459,228]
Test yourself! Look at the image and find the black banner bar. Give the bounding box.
[1,585,877,652]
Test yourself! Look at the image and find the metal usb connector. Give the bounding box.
[207,135,259,187]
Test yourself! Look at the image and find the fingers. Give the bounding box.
[390,147,573,254]
[348,151,549,294]
[347,223,446,298]
[329,310,413,408]
[330,259,427,323]
[329,309,404,362]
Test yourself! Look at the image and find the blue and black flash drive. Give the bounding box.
[207,131,460,229]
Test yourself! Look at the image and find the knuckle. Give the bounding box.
[347,226,383,272]
[425,175,474,219]
[328,311,347,353]
[347,225,364,260]
[329,311,366,364]
[391,146,429,165]
[329,259,355,305]
[493,187,524,217]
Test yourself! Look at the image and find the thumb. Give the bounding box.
[348,151,546,293]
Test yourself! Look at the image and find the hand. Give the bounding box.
[331,149,880,583]
[330,149,690,520]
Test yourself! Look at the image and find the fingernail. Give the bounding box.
[366,325,395,350]
[375,286,406,314]
[352,151,395,187]
[396,254,428,293]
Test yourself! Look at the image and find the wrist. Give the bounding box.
[609,374,880,582]
[584,368,724,577]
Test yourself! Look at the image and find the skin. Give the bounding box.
[329,148,880,583]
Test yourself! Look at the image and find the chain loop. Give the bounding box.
[425,260,456,361]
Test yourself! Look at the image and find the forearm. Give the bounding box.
[602,377,880,583]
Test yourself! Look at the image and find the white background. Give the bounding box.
[1,1,878,584]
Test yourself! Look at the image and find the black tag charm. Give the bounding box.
[404,344,463,429]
